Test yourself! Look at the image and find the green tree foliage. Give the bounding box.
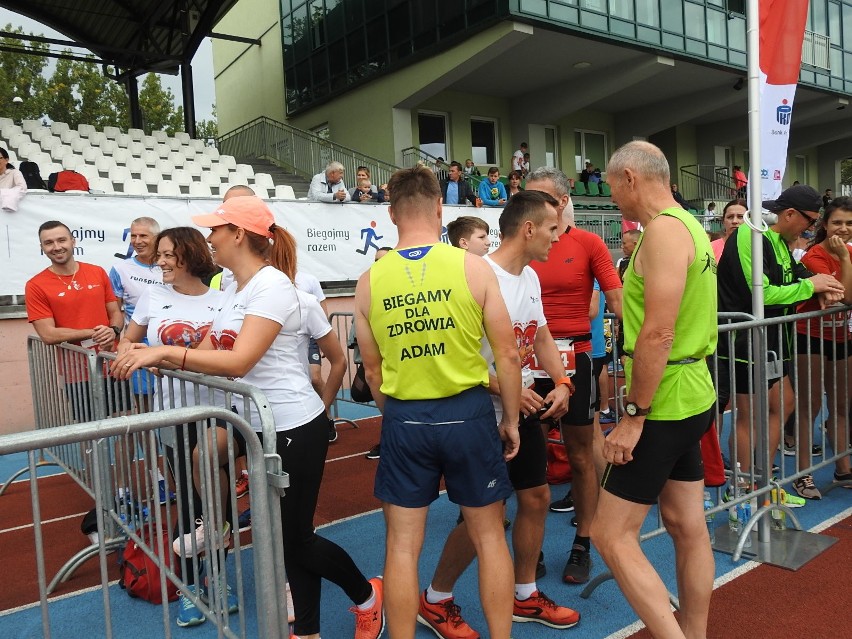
[41,56,78,125]
[0,25,49,121]
[841,159,852,186]
[195,105,218,144]
[139,73,184,135]
[74,62,129,130]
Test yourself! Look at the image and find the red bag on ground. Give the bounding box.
[119,527,180,604]
[546,427,572,484]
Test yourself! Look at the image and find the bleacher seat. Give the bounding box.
[167,151,186,168]
[112,147,129,165]
[123,179,149,195]
[95,155,113,174]
[78,123,96,137]
[157,159,176,177]
[275,185,296,199]
[152,130,169,143]
[234,163,253,178]
[142,150,159,166]
[50,121,70,135]
[205,147,220,160]
[49,144,71,161]
[21,119,42,133]
[171,168,193,189]
[174,131,191,145]
[71,137,88,153]
[60,129,80,144]
[184,160,203,177]
[253,187,270,199]
[6,150,17,164]
[155,143,171,159]
[30,128,53,143]
[219,156,237,171]
[210,164,231,180]
[200,172,221,188]
[76,165,99,182]
[116,133,131,148]
[108,165,131,183]
[587,182,601,197]
[103,126,121,139]
[156,180,181,197]
[128,141,145,157]
[43,162,63,177]
[40,136,63,153]
[226,170,248,185]
[253,173,275,189]
[572,182,588,197]
[600,182,612,197]
[141,167,162,186]
[100,139,118,156]
[81,146,99,163]
[128,128,144,141]
[167,138,182,151]
[189,139,206,152]
[17,141,41,159]
[142,135,157,149]
[89,131,106,146]
[61,155,83,171]
[88,176,115,194]
[9,133,32,149]
[189,182,213,197]
[126,157,145,175]
[196,154,213,169]
[0,117,13,129]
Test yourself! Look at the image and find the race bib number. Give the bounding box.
[530,338,576,378]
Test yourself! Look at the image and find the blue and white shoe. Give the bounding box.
[158,479,176,505]
[203,574,239,614]
[176,584,206,627]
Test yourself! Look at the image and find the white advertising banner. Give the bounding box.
[0,194,506,296]
[757,0,809,201]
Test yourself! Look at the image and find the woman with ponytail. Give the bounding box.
[113,196,384,639]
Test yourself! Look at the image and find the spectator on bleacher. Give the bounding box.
[710,198,746,261]
[792,196,852,498]
[114,196,384,639]
[823,188,833,208]
[522,153,531,177]
[349,167,380,201]
[463,159,481,178]
[512,142,528,172]
[115,227,226,627]
[704,201,716,217]
[0,147,27,211]
[478,167,507,207]
[308,161,350,203]
[717,185,844,481]
[352,177,385,203]
[505,170,524,200]
[670,183,689,210]
[440,161,478,206]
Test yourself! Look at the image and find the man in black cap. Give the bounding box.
[716,184,844,480]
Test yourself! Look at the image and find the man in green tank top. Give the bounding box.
[354,166,523,639]
[591,141,717,639]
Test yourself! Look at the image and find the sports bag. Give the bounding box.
[19,161,46,189]
[48,170,90,192]
[118,527,180,604]
[545,427,572,484]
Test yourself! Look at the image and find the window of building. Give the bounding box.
[574,130,608,177]
[471,118,497,166]
[418,112,449,160]
[544,126,559,167]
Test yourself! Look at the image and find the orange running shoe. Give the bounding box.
[351,576,385,639]
[512,590,580,628]
[416,590,480,639]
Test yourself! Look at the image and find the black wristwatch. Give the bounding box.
[624,401,651,417]
[111,326,122,338]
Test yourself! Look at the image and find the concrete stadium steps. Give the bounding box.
[238,159,311,198]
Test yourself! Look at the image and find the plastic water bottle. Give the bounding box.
[738,501,752,548]
[770,488,786,531]
[703,490,716,544]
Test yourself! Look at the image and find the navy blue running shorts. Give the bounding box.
[374,385,513,508]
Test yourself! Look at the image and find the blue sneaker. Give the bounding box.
[203,574,239,614]
[238,508,252,530]
[176,584,206,627]
[159,479,176,505]
[598,410,617,424]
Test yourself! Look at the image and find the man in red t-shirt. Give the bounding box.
[526,167,622,585]
[26,220,124,417]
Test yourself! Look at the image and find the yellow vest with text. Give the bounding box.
[369,243,489,400]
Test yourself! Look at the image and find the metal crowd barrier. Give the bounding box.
[581,306,852,599]
[328,311,374,429]
[2,338,292,638]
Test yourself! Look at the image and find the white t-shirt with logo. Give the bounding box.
[209,266,324,431]
[480,256,547,421]
[110,257,163,323]
[132,284,224,412]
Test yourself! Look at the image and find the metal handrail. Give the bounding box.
[217,116,400,186]
[400,146,487,189]
[680,164,737,205]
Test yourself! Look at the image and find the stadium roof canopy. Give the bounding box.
[4,0,241,75]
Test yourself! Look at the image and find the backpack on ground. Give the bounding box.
[18,161,46,189]
[118,526,180,604]
[48,170,90,192]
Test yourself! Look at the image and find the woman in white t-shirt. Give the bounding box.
[117,226,226,626]
[113,197,383,639]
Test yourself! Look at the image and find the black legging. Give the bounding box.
[262,412,371,635]
[166,421,235,586]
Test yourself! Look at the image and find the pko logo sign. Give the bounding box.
[777,99,792,125]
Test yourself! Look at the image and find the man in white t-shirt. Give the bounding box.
[512,142,528,173]
[417,190,580,638]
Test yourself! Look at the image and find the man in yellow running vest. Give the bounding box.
[354,165,522,639]
[591,141,717,639]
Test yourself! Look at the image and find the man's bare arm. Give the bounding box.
[354,271,386,411]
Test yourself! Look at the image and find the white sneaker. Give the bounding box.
[173,518,232,557]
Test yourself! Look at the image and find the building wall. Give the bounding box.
[213,0,287,135]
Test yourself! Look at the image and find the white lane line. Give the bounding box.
[0,511,91,535]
